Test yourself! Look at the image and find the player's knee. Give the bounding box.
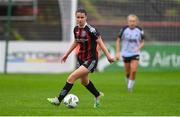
[67,74,77,84]
[131,70,136,75]
[80,81,85,86]
[67,79,74,84]
[80,80,88,86]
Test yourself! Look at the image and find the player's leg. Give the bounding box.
[80,74,89,86]
[128,59,139,91]
[58,65,89,101]
[47,65,89,105]
[81,59,103,107]
[80,75,103,108]
[124,62,130,83]
[80,74,100,97]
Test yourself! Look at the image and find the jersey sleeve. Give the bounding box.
[140,29,145,40]
[118,26,127,39]
[91,28,100,40]
[137,26,145,40]
[73,27,76,38]
[73,26,78,41]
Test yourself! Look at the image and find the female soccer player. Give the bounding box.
[116,14,145,92]
[47,8,115,108]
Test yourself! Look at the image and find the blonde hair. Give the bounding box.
[127,14,139,22]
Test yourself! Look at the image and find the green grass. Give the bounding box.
[0,71,180,116]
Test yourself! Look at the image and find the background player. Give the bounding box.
[47,8,115,108]
[116,14,145,92]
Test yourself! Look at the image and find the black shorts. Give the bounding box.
[122,55,139,63]
[76,59,98,73]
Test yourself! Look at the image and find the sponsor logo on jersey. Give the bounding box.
[76,38,88,42]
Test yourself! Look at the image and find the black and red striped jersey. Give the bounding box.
[74,23,100,61]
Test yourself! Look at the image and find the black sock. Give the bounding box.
[58,82,73,102]
[85,81,100,98]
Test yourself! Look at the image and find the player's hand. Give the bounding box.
[116,53,120,60]
[60,54,68,63]
[107,56,116,63]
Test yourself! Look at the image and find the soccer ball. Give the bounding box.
[63,94,79,108]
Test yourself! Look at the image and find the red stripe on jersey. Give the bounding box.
[75,44,80,55]
[81,29,85,61]
[79,28,83,61]
[82,43,85,61]
[76,28,81,38]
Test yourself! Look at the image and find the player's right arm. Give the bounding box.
[116,37,121,60]
[61,41,78,63]
[116,26,126,60]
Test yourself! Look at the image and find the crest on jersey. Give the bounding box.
[76,31,80,35]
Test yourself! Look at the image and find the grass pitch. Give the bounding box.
[0,71,180,116]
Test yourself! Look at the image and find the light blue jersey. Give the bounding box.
[118,26,145,57]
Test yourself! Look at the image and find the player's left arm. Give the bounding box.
[96,36,115,63]
[137,39,144,51]
[135,29,145,52]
